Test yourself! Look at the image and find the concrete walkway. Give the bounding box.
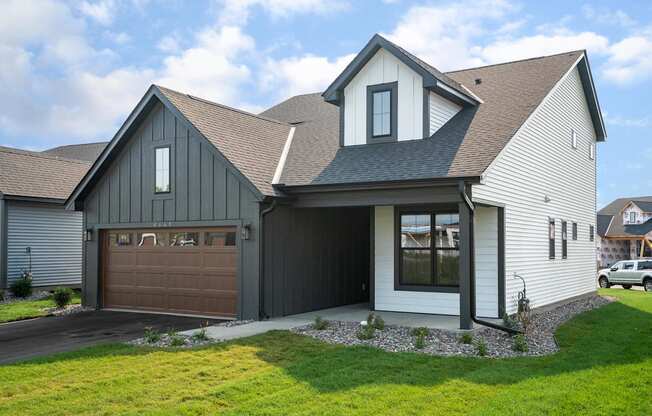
[181,303,474,341]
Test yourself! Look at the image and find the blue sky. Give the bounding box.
[1,0,651,207]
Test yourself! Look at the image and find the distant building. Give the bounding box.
[597,197,652,267]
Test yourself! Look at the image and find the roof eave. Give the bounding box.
[277,175,482,194]
[577,52,607,141]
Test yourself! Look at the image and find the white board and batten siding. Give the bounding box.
[6,202,83,287]
[374,205,499,317]
[343,48,423,145]
[473,65,598,314]
[429,92,461,136]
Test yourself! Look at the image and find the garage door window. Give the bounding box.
[109,232,132,247]
[137,232,168,247]
[205,231,236,246]
[170,232,199,247]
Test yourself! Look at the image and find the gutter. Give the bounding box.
[258,199,278,320]
[460,184,521,335]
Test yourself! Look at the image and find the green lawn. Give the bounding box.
[0,289,650,415]
[0,293,81,323]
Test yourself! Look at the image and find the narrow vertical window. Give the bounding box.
[367,82,397,142]
[572,222,577,240]
[590,225,594,242]
[630,211,636,223]
[589,143,595,160]
[155,147,170,193]
[562,221,568,259]
[549,218,555,259]
[571,129,577,149]
[372,90,391,137]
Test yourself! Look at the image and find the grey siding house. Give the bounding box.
[67,34,606,328]
[0,147,91,289]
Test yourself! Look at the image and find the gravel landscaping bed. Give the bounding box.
[292,294,613,358]
[129,320,254,348]
[44,304,92,317]
[0,290,50,305]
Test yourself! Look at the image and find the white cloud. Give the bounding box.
[260,53,355,99]
[158,35,180,53]
[78,0,117,26]
[217,0,349,25]
[582,5,635,27]
[106,31,131,44]
[602,36,652,84]
[605,113,650,128]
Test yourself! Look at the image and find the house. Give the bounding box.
[597,196,652,267]
[66,34,605,329]
[0,146,91,290]
[43,141,108,162]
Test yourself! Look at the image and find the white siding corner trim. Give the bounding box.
[429,92,462,136]
[6,202,83,287]
[474,206,499,318]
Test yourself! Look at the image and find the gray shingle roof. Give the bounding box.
[0,146,90,201]
[43,142,107,162]
[631,201,652,213]
[262,51,584,187]
[597,196,652,237]
[157,86,292,196]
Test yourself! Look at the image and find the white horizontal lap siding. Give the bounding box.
[474,206,499,318]
[473,66,597,314]
[7,202,83,287]
[344,48,423,145]
[429,92,462,136]
[374,206,459,315]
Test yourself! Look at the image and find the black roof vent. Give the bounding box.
[474,78,482,85]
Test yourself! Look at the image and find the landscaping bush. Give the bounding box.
[474,338,488,356]
[52,287,73,308]
[312,316,329,330]
[167,329,186,347]
[190,322,211,342]
[0,289,4,302]
[414,333,426,349]
[410,327,429,337]
[143,327,161,344]
[501,313,518,330]
[366,312,385,330]
[512,334,529,352]
[459,333,473,345]
[10,273,33,298]
[356,324,375,340]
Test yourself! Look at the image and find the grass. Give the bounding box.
[0,292,81,323]
[0,289,650,415]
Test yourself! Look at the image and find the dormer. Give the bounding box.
[322,34,481,146]
[622,201,652,225]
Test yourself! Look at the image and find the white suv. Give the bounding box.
[598,259,652,291]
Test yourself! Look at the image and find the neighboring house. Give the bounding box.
[597,196,652,267]
[66,34,605,329]
[0,146,90,290]
[43,141,108,162]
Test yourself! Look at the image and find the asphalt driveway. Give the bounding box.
[0,310,222,365]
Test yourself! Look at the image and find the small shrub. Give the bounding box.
[459,333,473,345]
[411,327,429,337]
[10,274,32,298]
[356,324,375,340]
[167,329,186,347]
[474,338,488,357]
[191,322,211,342]
[0,289,5,302]
[312,316,329,330]
[414,333,426,350]
[366,312,385,330]
[502,313,518,330]
[512,334,529,352]
[143,327,161,344]
[52,287,73,308]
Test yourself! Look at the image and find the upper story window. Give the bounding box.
[155,146,170,193]
[571,129,577,149]
[589,143,595,160]
[367,82,397,143]
[629,211,637,223]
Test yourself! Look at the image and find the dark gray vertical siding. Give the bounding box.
[263,205,370,318]
[82,100,262,319]
[0,199,7,288]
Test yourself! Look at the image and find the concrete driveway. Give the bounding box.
[0,311,222,365]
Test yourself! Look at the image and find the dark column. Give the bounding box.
[0,198,6,289]
[369,206,375,310]
[497,206,506,317]
[458,188,473,330]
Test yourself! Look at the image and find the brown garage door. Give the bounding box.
[102,227,238,318]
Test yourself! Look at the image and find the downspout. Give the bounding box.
[460,184,522,335]
[258,199,278,320]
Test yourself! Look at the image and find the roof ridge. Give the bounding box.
[0,146,91,165]
[45,141,108,151]
[155,84,291,127]
[445,50,585,74]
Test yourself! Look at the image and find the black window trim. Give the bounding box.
[549,217,555,260]
[561,220,568,259]
[589,224,595,242]
[154,145,171,194]
[367,81,398,143]
[394,205,460,293]
[572,222,577,240]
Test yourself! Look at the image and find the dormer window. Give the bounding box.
[367,82,397,143]
[630,211,637,223]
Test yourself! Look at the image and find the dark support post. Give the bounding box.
[369,206,375,310]
[0,198,6,289]
[497,206,506,317]
[458,185,473,330]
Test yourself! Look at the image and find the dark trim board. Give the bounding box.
[369,206,375,310]
[0,198,6,289]
[497,206,506,317]
[366,81,398,144]
[423,88,430,138]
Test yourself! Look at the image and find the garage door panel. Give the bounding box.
[103,227,238,318]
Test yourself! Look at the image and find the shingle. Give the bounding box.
[43,142,107,162]
[261,51,584,187]
[0,146,90,200]
[631,200,652,213]
[157,86,292,196]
